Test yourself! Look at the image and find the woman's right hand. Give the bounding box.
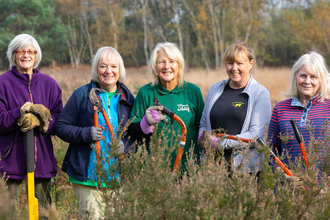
[197,130,222,151]
[140,106,166,134]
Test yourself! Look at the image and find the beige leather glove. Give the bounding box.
[21,102,52,126]
[145,106,166,125]
[274,167,303,187]
[17,113,46,132]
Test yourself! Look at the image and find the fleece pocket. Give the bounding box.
[0,142,13,160]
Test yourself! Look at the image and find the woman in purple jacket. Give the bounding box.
[0,34,63,218]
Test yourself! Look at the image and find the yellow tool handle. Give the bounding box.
[27,172,39,220]
[26,129,39,220]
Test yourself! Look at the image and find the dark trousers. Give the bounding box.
[6,178,52,220]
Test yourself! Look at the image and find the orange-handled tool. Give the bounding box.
[89,88,118,164]
[257,138,305,190]
[216,133,252,144]
[290,119,309,167]
[153,98,187,172]
[172,115,187,172]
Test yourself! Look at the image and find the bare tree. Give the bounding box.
[140,0,149,65]
[208,0,219,69]
[183,0,210,70]
[171,0,184,53]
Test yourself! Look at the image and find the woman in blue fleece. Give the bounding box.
[55,46,135,219]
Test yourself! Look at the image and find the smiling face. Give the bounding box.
[97,54,120,92]
[296,65,320,104]
[156,50,179,90]
[15,45,36,75]
[225,53,254,89]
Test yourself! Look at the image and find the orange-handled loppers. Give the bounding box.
[153,97,187,172]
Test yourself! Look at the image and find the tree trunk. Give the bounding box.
[140,0,149,65]
[208,0,219,69]
[171,0,183,53]
[183,0,210,70]
[244,0,252,43]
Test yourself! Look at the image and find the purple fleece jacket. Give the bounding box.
[0,66,63,179]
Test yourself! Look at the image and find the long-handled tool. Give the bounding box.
[216,133,252,144]
[257,138,305,190]
[26,129,39,220]
[153,98,187,172]
[290,119,309,167]
[89,88,118,164]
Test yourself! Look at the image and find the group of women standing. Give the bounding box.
[1,33,330,219]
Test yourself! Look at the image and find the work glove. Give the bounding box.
[197,129,224,151]
[140,106,166,134]
[20,102,52,126]
[116,140,125,154]
[274,167,303,188]
[17,113,45,132]
[91,126,104,141]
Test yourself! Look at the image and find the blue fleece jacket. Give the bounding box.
[55,80,135,181]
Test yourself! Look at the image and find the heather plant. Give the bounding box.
[51,136,80,219]
[0,176,14,219]
[93,122,330,220]
[2,123,330,219]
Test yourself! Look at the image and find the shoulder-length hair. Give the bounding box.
[91,46,126,83]
[6,34,42,68]
[223,41,256,73]
[149,42,185,88]
[284,51,330,101]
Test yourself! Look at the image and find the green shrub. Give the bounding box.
[96,124,330,220]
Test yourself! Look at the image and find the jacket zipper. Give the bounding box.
[28,77,37,169]
[107,96,111,120]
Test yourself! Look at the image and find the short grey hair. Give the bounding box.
[91,46,126,83]
[6,34,42,68]
[149,42,185,88]
[284,51,330,101]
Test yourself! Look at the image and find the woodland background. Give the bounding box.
[1,0,330,70]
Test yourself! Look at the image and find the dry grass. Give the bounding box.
[184,67,290,106]
[18,65,291,106]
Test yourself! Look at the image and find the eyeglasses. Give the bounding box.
[15,50,37,56]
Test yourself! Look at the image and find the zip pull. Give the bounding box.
[28,77,33,103]
[28,79,32,93]
[108,99,111,120]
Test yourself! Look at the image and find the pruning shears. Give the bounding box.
[215,133,305,188]
[290,119,309,167]
[26,129,39,220]
[153,97,187,172]
[257,138,305,190]
[89,88,117,164]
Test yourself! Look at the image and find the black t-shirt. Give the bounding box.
[210,83,248,135]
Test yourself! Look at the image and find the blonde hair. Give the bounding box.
[223,41,255,73]
[284,51,330,101]
[6,34,42,68]
[91,46,126,83]
[149,42,185,88]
